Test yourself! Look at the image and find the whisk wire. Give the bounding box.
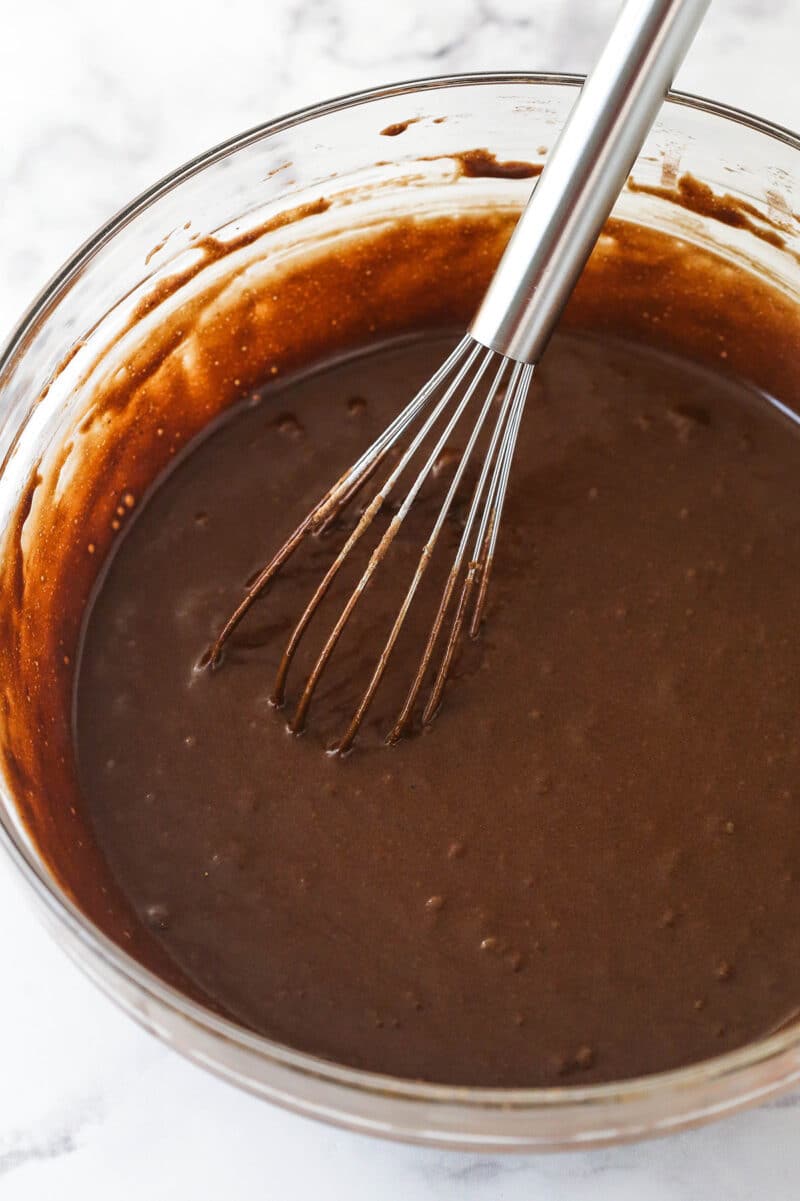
[422,362,534,725]
[468,362,534,639]
[387,358,523,743]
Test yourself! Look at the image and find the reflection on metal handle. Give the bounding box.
[470,0,711,363]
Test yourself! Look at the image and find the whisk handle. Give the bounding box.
[470,0,710,364]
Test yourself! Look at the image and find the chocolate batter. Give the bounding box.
[75,320,800,1086]
[3,184,800,1088]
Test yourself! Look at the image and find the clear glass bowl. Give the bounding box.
[1,74,799,1152]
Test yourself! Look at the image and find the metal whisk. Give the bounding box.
[208,0,709,752]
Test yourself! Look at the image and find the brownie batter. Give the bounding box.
[2,180,800,1088]
[75,321,800,1087]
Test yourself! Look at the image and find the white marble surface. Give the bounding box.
[1,0,800,1196]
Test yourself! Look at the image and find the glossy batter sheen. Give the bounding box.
[75,325,800,1087]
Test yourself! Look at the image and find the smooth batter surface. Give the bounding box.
[75,328,800,1086]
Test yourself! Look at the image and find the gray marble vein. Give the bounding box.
[2,1128,79,1181]
[0,1097,102,1182]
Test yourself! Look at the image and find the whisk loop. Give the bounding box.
[207,335,533,749]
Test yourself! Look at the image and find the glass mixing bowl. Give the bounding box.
[1,74,799,1152]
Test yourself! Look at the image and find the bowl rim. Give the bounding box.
[2,69,800,1121]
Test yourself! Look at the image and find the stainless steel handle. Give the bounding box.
[470,0,711,363]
